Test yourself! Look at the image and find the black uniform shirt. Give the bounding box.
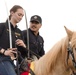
[0,20,25,62]
[22,28,45,58]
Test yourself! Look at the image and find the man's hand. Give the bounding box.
[15,39,26,48]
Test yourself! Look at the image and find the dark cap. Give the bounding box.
[30,15,42,24]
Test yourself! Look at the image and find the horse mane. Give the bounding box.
[34,36,69,75]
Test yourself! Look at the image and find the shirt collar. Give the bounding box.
[6,20,17,29]
[29,28,39,36]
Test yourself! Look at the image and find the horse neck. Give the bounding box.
[33,37,71,75]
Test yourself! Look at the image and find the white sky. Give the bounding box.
[0,0,76,53]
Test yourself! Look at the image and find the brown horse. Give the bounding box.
[21,26,76,75]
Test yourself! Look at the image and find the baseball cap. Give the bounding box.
[30,15,42,24]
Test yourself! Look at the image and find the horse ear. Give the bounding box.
[64,26,73,40]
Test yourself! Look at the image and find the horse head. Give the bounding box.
[64,26,76,74]
[64,26,76,75]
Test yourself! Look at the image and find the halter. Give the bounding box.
[67,41,76,75]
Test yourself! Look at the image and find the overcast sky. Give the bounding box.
[0,0,76,53]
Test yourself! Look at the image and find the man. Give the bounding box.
[22,15,45,60]
[0,5,26,75]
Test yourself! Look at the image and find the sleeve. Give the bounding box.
[39,38,45,56]
[17,30,28,58]
[0,23,5,36]
[40,39,45,56]
[0,23,5,50]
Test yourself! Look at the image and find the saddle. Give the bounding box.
[20,58,35,75]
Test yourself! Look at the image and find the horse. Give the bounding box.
[21,26,76,75]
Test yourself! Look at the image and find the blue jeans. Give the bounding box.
[0,61,16,75]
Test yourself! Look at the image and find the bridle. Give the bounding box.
[67,41,76,75]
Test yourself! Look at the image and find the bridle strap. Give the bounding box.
[67,42,76,68]
[67,42,76,75]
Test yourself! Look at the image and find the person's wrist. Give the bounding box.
[3,50,6,55]
[0,49,5,54]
